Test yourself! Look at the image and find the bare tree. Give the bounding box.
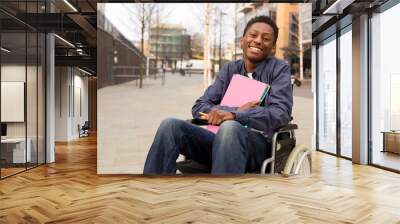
[127,3,156,88]
[190,4,207,27]
[204,3,213,89]
[212,6,218,78]
[234,4,238,60]
[189,4,215,88]
[133,3,156,54]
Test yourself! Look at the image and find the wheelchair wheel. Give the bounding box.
[281,144,312,177]
[292,152,312,176]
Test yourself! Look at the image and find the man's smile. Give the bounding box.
[249,46,263,54]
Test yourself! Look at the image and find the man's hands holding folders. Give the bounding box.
[199,108,234,125]
[199,100,260,125]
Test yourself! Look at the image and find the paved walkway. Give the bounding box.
[98,73,313,174]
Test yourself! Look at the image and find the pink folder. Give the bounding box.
[207,74,269,133]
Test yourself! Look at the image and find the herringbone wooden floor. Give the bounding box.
[1,135,400,224]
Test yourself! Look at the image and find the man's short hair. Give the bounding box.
[242,15,279,44]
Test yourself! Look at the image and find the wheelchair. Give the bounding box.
[176,78,312,176]
[175,119,312,176]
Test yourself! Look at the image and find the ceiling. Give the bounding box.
[310,0,390,41]
[0,0,99,73]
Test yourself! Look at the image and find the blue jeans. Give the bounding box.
[143,118,270,174]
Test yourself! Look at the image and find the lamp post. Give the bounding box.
[218,11,227,71]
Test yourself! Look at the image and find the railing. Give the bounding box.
[111,65,143,78]
[110,64,166,87]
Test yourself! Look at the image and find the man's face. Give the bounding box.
[240,22,276,64]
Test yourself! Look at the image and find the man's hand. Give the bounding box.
[199,108,235,125]
[238,100,260,111]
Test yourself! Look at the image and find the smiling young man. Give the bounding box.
[143,16,292,174]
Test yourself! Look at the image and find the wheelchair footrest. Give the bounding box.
[176,160,211,174]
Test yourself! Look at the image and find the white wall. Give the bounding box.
[71,72,89,138]
[1,65,37,138]
[1,82,25,122]
[1,65,26,81]
[1,65,26,142]
[1,65,26,128]
[55,67,70,141]
[55,67,89,141]
[1,64,46,164]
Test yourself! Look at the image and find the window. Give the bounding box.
[339,27,352,158]
[0,1,46,179]
[371,3,400,171]
[317,35,337,154]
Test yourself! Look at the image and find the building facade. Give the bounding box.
[149,24,191,69]
[235,3,311,79]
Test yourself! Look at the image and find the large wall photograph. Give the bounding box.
[97,3,312,175]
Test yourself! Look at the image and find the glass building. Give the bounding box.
[149,24,191,69]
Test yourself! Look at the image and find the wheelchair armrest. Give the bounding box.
[276,124,298,132]
[186,118,208,126]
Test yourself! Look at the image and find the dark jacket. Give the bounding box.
[192,56,293,140]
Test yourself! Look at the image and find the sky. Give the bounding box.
[104,3,237,46]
